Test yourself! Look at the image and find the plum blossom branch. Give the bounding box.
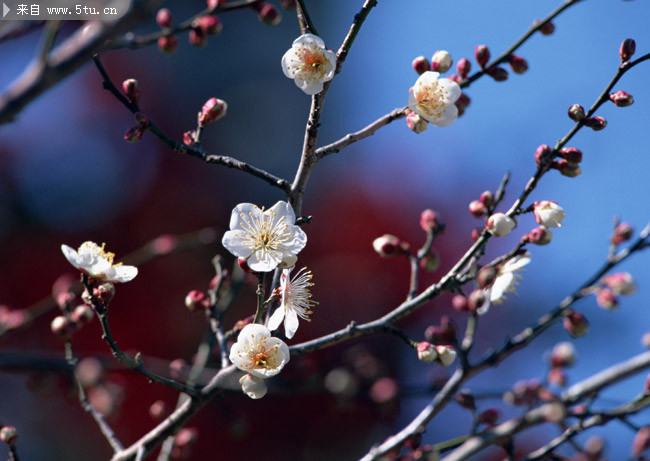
[92,56,292,195]
[295,0,317,35]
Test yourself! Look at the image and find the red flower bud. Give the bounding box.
[477,266,497,289]
[469,200,487,218]
[456,58,471,79]
[183,131,196,146]
[584,116,607,131]
[156,8,173,28]
[552,159,582,177]
[568,104,585,122]
[121,78,140,105]
[535,19,555,35]
[528,226,553,245]
[419,209,441,232]
[478,408,499,426]
[258,3,281,26]
[452,294,469,312]
[198,97,228,125]
[612,222,633,245]
[609,90,634,107]
[563,310,589,338]
[486,66,508,82]
[189,27,207,47]
[124,126,145,143]
[455,93,471,111]
[158,35,178,55]
[412,56,431,75]
[185,290,208,312]
[479,190,494,208]
[196,15,223,35]
[559,147,582,165]
[620,38,636,63]
[454,390,476,410]
[475,45,490,68]
[508,54,528,74]
[535,144,554,168]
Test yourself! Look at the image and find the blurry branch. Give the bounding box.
[0,228,219,341]
[407,223,445,300]
[0,0,160,125]
[444,351,650,460]
[7,444,19,461]
[295,0,317,36]
[36,21,61,65]
[92,56,293,195]
[108,0,258,50]
[314,0,584,162]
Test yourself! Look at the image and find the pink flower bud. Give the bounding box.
[528,226,553,245]
[149,400,169,421]
[431,50,452,73]
[416,341,437,362]
[51,315,76,338]
[535,19,555,35]
[478,408,499,426]
[486,213,516,237]
[596,288,618,310]
[196,15,223,35]
[175,427,199,447]
[56,291,75,312]
[157,35,178,55]
[447,74,462,84]
[94,283,115,305]
[198,97,228,125]
[631,427,650,457]
[419,250,439,272]
[406,112,428,133]
[280,0,296,10]
[620,38,636,63]
[470,227,482,242]
[424,316,457,344]
[75,357,104,387]
[552,159,582,177]
[434,345,456,366]
[412,56,431,75]
[567,104,586,122]
[467,289,486,313]
[475,45,490,68]
[134,112,148,127]
[455,93,471,112]
[534,201,565,228]
[550,341,577,367]
[456,58,471,79]
[584,116,607,131]
[559,147,582,165]
[508,54,528,74]
[563,310,589,338]
[0,426,17,445]
[609,90,634,107]
[185,290,208,312]
[602,272,636,295]
[547,367,566,386]
[207,0,228,8]
[454,390,476,410]
[121,79,140,104]
[258,3,281,25]
[611,222,633,245]
[71,304,94,324]
[156,8,173,28]
[535,144,554,168]
[372,234,408,257]
[479,190,494,208]
[369,377,399,403]
[124,126,144,143]
[469,200,487,218]
[237,257,255,273]
[486,66,508,81]
[189,27,207,47]
[419,209,441,232]
[477,266,497,289]
[452,294,469,312]
[183,131,196,146]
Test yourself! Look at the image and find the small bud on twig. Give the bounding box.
[412,56,431,75]
[620,38,636,63]
[475,45,490,68]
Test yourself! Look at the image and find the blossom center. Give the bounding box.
[235,207,291,255]
[415,82,448,118]
[247,342,279,371]
[297,46,328,81]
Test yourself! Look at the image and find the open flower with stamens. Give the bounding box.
[222,201,307,272]
[61,241,138,283]
[281,33,336,95]
[230,324,290,399]
[408,71,461,127]
[489,251,532,304]
[268,267,317,339]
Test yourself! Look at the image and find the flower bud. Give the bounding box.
[452,294,469,312]
[207,0,228,8]
[486,66,508,81]
[602,272,636,295]
[434,345,456,366]
[121,79,140,104]
[470,228,482,241]
[419,250,439,272]
[75,357,104,387]
[189,27,207,47]
[424,316,456,344]
[175,427,199,447]
[183,131,195,146]
[0,426,17,445]
[486,213,515,237]
[535,19,555,35]
[478,408,499,426]
[533,201,565,228]
[124,126,144,143]
[412,56,431,75]
[547,367,566,386]
[456,58,471,79]
[196,15,223,35]
[584,116,607,131]
[528,226,553,245]
[237,257,254,273]
[596,288,618,310]
[157,35,178,55]
[431,50,452,73]
[420,209,441,232]
[71,304,94,324]
[280,0,297,10]
[369,377,399,404]
[534,144,554,168]
[467,289,486,312]
[552,159,582,177]
[508,54,528,74]
[568,104,586,122]
[477,266,497,289]
[609,90,634,107]
[455,93,471,113]
[149,400,169,421]
[620,38,636,63]
[563,310,589,338]
[475,45,490,68]
[559,147,582,165]
[454,390,476,410]
[56,291,74,312]
[372,234,408,257]
[134,112,148,127]
[51,315,76,338]
[198,97,228,125]
[406,112,428,133]
[156,8,173,28]
[469,200,487,218]
[416,341,438,362]
[631,427,650,457]
[550,341,577,367]
[94,283,115,305]
[611,222,633,245]
[479,190,494,208]
[258,3,281,25]
[185,290,208,312]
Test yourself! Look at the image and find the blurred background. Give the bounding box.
[1,0,649,459]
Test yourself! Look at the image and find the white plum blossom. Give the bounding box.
[281,33,336,95]
[534,201,566,228]
[229,324,290,399]
[268,267,317,339]
[416,342,437,363]
[434,345,457,366]
[486,213,516,237]
[222,201,307,273]
[489,251,532,304]
[61,241,138,283]
[408,71,461,127]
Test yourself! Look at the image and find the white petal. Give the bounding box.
[268,201,295,224]
[490,273,514,302]
[323,49,337,79]
[293,33,325,49]
[111,265,138,283]
[281,50,300,78]
[429,104,458,127]
[222,230,254,259]
[240,323,272,346]
[503,253,531,272]
[240,374,268,399]
[477,289,491,315]
[438,78,462,104]
[415,71,441,87]
[247,249,282,272]
[284,308,299,339]
[297,79,324,95]
[61,244,81,269]
[88,258,113,278]
[283,226,307,254]
[268,306,285,331]
[229,203,261,231]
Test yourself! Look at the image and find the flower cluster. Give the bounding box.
[61,241,138,283]
[408,71,461,127]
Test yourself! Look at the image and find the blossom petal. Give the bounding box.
[268,201,296,224]
[284,308,299,339]
[61,244,81,269]
[111,265,138,283]
[293,33,325,49]
[247,249,282,272]
[415,71,441,87]
[438,78,462,104]
[281,50,300,78]
[503,253,531,272]
[240,374,267,399]
[229,203,261,232]
[283,227,307,254]
[268,306,285,331]
[222,230,254,259]
[429,104,458,127]
[490,273,514,302]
